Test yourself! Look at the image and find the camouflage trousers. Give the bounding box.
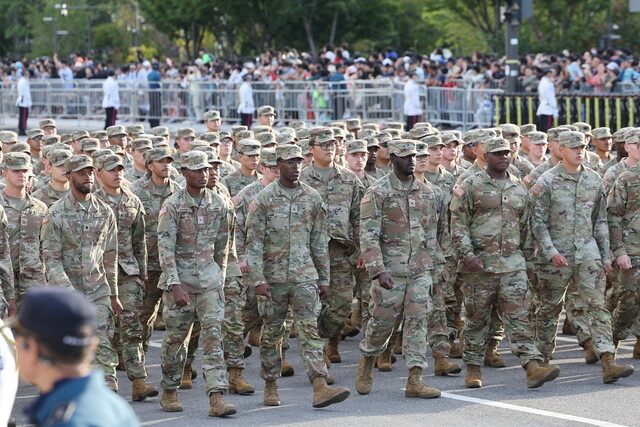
[259,281,328,382]
[462,270,543,367]
[160,288,227,394]
[445,258,464,331]
[141,270,163,353]
[115,274,147,380]
[243,278,292,350]
[612,261,640,341]
[456,264,504,342]
[318,241,354,339]
[360,272,433,370]
[353,264,372,330]
[223,277,247,368]
[428,262,453,358]
[534,261,615,358]
[13,273,42,309]
[94,296,118,380]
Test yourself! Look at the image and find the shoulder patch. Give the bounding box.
[42,216,49,225]
[248,202,258,213]
[531,184,543,195]
[231,196,241,207]
[523,175,533,184]
[361,194,372,204]
[159,207,167,217]
[453,184,464,197]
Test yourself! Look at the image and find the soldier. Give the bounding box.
[363,136,384,179]
[151,126,170,145]
[157,151,235,417]
[602,129,640,193]
[26,128,44,175]
[592,127,614,164]
[219,131,241,170]
[450,137,560,389]
[173,128,196,169]
[245,144,350,408]
[256,105,276,128]
[525,131,548,168]
[204,110,222,133]
[125,138,153,182]
[79,138,100,157]
[221,139,261,197]
[300,128,364,363]
[0,131,18,153]
[39,118,57,135]
[41,154,121,391]
[500,124,535,178]
[531,131,634,384]
[346,118,362,139]
[374,132,393,175]
[107,125,128,149]
[355,139,441,399]
[440,132,466,178]
[70,131,90,155]
[0,152,47,307]
[129,148,182,353]
[94,153,158,402]
[518,124,537,159]
[600,128,630,176]
[0,202,13,317]
[522,127,567,188]
[570,123,603,170]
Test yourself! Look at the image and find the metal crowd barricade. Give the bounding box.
[423,86,501,130]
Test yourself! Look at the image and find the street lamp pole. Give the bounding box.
[43,17,58,56]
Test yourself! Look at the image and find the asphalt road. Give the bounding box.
[10,321,640,427]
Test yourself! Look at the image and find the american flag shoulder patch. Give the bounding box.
[159,207,167,217]
[42,216,49,225]
[231,196,241,207]
[453,185,464,197]
[248,202,258,213]
[361,194,372,204]
[523,175,533,184]
[531,184,543,195]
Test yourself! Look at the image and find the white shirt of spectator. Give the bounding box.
[0,319,18,427]
[102,76,120,110]
[237,81,255,114]
[16,76,32,108]
[536,76,558,118]
[404,77,422,116]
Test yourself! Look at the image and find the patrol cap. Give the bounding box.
[500,123,520,140]
[346,118,362,131]
[200,132,220,145]
[43,143,72,160]
[92,131,108,142]
[151,126,170,137]
[145,147,175,164]
[193,146,223,164]
[151,136,169,148]
[309,128,335,145]
[415,142,430,156]
[414,122,432,129]
[332,127,346,139]
[80,138,100,152]
[421,134,445,148]
[106,145,125,155]
[95,154,124,171]
[203,110,221,121]
[27,128,44,139]
[257,105,276,116]
[42,135,62,146]
[297,128,311,140]
[72,130,90,141]
[106,125,127,137]
[260,147,277,166]
[219,131,233,141]
[47,149,72,167]
[330,121,347,131]
[377,133,392,145]
[13,287,97,354]
[276,144,304,161]
[385,129,402,140]
[572,122,592,136]
[613,127,633,143]
[180,151,211,170]
[290,121,306,131]
[520,124,537,136]
[279,127,296,136]
[627,131,640,144]
[256,132,276,146]
[231,125,248,135]
[364,136,380,149]
[190,139,209,149]
[345,133,354,142]
[559,131,587,147]
[132,138,153,151]
[126,124,145,136]
[386,122,404,131]
[484,137,512,153]
[346,139,367,154]
[592,127,612,139]
[252,126,271,135]
[237,130,254,140]
[9,143,30,154]
[276,132,296,145]
[64,154,94,173]
[39,118,57,129]
[92,149,113,162]
[60,133,72,145]
[4,152,32,170]
[298,139,311,155]
[558,124,578,132]
[546,127,569,141]
[528,131,548,145]
[0,131,18,144]
[176,128,196,139]
[441,131,461,145]
[238,139,261,156]
[389,139,417,157]
[410,126,432,139]
[362,123,380,132]
[477,129,498,144]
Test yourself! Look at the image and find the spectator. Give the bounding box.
[102,69,120,129]
[403,70,422,131]
[148,63,162,128]
[536,67,558,132]
[16,69,31,136]
[237,73,255,127]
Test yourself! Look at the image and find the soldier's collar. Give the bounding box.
[184,188,214,207]
[389,170,420,191]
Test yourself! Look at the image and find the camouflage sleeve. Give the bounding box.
[530,180,559,261]
[593,183,611,263]
[360,188,386,279]
[221,175,232,195]
[132,202,148,280]
[157,201,180,288]
[232,199,248,264]
[449,181,475,263]
[350,180,364,249]
[214,200,232,276]
[310,201,330,287]
[245,196,268,286]
[607,177,627,258]
[0,209,14,300]
[40,210,72,290]
[104,209,119,296]
[519,189,535,267]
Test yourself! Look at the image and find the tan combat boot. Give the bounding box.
[263,380,281,406]
[248,328,261,347]
[342,324,361,339]
[326,336,341,363]
[311,377,350,408]
[105,376,118,393]
[525,360,560,388]
[484,339,506,367]
[584,340,598,364]
[434,357,462,376]
[634,338,640,359]
[116,354,126,371]
[449,339,463,359]
[160,389,183,412]
[228,367,255,395]
[393,334,403,355]
[601,352,635,384]
[323,347,332,368]
[562,317,576,335]
[131,378,159,401]
[208,392,237,417]
[405,367,441,398]
[289,324,298,339]
[180,364,192,389]
[281,350,295,377]
[355,355,376,395]
[377,347,393,372]
[465,365,482,388]
[154,315,166,331]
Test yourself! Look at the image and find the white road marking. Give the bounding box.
[141,415,189,425]
[556,336,634,351]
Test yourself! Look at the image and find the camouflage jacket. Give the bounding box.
[607,165,640,260]
[213,183,241,278]
[0,205,16,300]
[231,180,265,264]
[123,166,147,183]
[357,172,379,190]
[602,160,632,194]
[512,154,535,178]
[523,158,557,188]
[443,163,466,180]
[585,150,603,171]
[32,183,71,208]
[365,168,387,180]
[456,162,520,185]
[450,170,532,273]
[41,194,118,300]
[531,164,610,264]
[221,169,261,198]
[157,188,232,293]
[245,180,329,287]
[425,165,455,257]
[219,161,238,180]
[599,157,619,177]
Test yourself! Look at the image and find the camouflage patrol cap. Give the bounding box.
[332,127,346,139]
[260,148,277,166]
[500,123,520,140]
[377,133,392,144]
[414,122,432,129]
[60,133,72,145]
[0,131,18,144]
[106,145,125,155]
[592,127,612,139]
[520,124,537,136]
[72,130,90,141]
[627,130,640,144]
[9,142,30,154]
[42,135,62,146]
[27,128,44,139]
[559,124,578,132]
[203,110,221,121]
[546,127,568,141]
[330,121,347,131]
[43,143,72,159]
[151,126,170,137]
[190,139,209,150]
[528,131,548,145]
[257,105,276,116]
[180,151,211,170]
[126,124,145,136]
[252,126,271,135]
[176,128,195,139]
[346,139,367,154]
[290,121,306,131]
[572,122,592,136]
[238,139,261,156]
[389,139,417,157]
[231,125,247,135]
[462,129,482,145]
[358,129,376,139]
[256,132,276,146]
[237,130,254,140]
[362,123,380,132]
[95,154,124,171]
[613,127,633,143]
[409,126,432,139]
[309,128,335,145]
[145,147,175,164]
[200,132,220,145]
[106,125,127,137]
[151,136,169,148]
[80,138,100,152]
[276,132,296,145]
[485,137,512,153]
[298,139,311,155]
[92,149,113,162]
[92,131,108,142]
[47,149,72,167]
[346,118,362,131]
[64,154,94,173]
[415,142,430,157]
[39,118,56,129]
[279,127,296,135]
[441,131,461,145]
[385,129,402,140]
[193,146,223,164]
[297,128,311,140]
[363,136,380,149]
[345,133,354,142]
[276,144,304,161]
[386,122,404,131]
[421,134,445,148]
[559,131,587,147]
[132,138,153,151]
[3,152,32,170]
[477,129,498,143]
[219,131,233,141]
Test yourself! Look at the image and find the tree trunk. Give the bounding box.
[303,16,316,56]
[329,9,339,46]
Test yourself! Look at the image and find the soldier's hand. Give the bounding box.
[319,285,331,299]
[604,263,613,274]
[7,298,15,318]
[356,256,366,270]
[617,255,632,270]
[239,261,250,274]
[466,256,484,273]
[171,285,190,307]
[378,272,395,290]
[551,254,568,267]
[110,296,124,316]
[255,283,271,298]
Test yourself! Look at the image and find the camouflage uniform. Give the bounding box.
[0,205,14,316]
[222,169,261,198]
[32,183,70,208]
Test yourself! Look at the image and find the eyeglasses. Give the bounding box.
[313,142,336,151]
[265,165,279,172]
[380,142,388,148]
[282,159,303,166]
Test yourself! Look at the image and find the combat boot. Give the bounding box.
[326,336,341,363]
[323,347,332,368]
[342,324,360,339]
[562,317,576,335]
[584,340,598,364]
[465,365,482,388]
[355,355,376,394]
[290,324,298,339]
[116,354,126,371]
[281,350,295,377]
[105,376,118,393]
[311,377,350,408]
[393,334,403,354]
[449,339,463,359]
[180,364,192,389]
[160,389,183,412]
[633,337,640,359]
[405,367,441,398]
[131,378,159,401]
[154,315,166,331]
[484,339,506,367]
[377,347,393,372]
[263,380,280,406]
[228,367,255,395]
[601,352,635,384]
[525,360,560,388]
[351,302,362,329]
[248,328,261,347]
[434,357,462,376]
[208,392,237,417]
